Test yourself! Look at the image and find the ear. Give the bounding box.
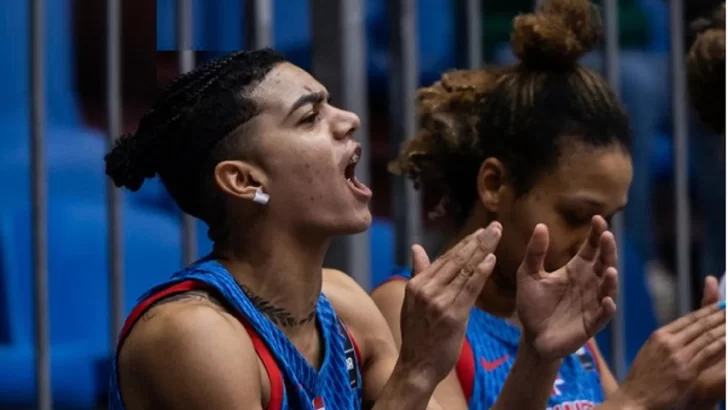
[213,160,268,201]
[476,157,509,213]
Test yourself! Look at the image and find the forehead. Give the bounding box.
[533,143,633,202]
[248,62,326,115]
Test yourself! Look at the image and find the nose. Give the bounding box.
[332,108,360,140]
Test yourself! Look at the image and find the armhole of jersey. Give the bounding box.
[455,338,475,403]
[346,328,364,371]
[241,320,284,410]
[371,274,409,293]
[584,340,602,376]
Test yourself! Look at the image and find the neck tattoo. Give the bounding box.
[240,284,317,327]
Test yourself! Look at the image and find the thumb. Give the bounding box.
[411,244,431,278]
[701,276,720,307]
[518,224,549,279]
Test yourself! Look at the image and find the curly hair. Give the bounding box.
[391,0,631,224]
[687,3,725,134]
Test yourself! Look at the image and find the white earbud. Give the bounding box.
[252,187,269,205]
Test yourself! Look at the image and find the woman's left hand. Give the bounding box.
[515,216,618,360]
[680,276,726,409]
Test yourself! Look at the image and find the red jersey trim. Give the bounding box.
[584,340,602,375]
[116,279,284,410]
[455,338,475,402]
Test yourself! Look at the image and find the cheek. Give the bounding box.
[269,148,338,198]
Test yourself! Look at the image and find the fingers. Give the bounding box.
[688,323,726,370]
[589,296,617,336]
[410,245,432,278]
[436,222,502,286]
[702,276,720,307]
[517,223,549,279]
[664,302,726,334]
[575,216,608,262]
[677,307,726,348]
[593,231,617,278]
[454,254,497,310]
[422,230,477,276]
[599,267,619,303]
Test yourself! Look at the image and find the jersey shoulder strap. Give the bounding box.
[337,317,363,390]
[117,279,285,410]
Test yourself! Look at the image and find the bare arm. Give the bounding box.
[323,270,442,410]
[118,301,265,410]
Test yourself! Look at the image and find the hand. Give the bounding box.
[681,277,726,408]
[398,222,502,386]
[516,216,618,360]
[616,301,726,410]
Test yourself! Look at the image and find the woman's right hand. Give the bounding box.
[398,222,502,387]
[614,301,726,410]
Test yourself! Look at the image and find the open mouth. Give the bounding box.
[344,145,372,200]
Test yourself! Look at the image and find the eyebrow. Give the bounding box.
[285,91,329,120]
[564,197,626,214]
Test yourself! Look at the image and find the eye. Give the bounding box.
[562,211,591,227]
[300,110,320,126]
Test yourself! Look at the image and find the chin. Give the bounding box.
[334,209,373,235]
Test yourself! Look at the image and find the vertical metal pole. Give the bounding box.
[670,0,692,315]
[389,0,422,266]
[246,0,273,49]
[602,0,626,381]
[106,0,124,352]
[465,0,483,68]
[312,0,371,289]
[178,0,197,265]
[30,0,51,408]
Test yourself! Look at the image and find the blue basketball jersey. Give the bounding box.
[461,308,605,410]
[109,260,363,410]
[381,268,605,410]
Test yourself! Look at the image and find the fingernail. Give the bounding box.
[485,254,496,264]
[718,300,726,310]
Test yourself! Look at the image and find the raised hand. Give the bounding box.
[515,216,618,360]
[616,301,726,410]
[679,276,726,409]
[398,222,502,385]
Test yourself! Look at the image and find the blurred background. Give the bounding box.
[0,0,725,408]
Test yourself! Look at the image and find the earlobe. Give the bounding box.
[213,160,268,203]
[477,157,507,213]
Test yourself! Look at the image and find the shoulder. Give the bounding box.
[322,268,383,329]
[118,293,265,409]
[322,269,399,365]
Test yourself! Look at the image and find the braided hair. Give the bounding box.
[105,48,286,221]
[392,0,631,224]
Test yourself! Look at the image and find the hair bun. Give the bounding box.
[511,0,602,70]
[104,133,156,192]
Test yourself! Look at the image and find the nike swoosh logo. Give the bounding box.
[480,355,510,371]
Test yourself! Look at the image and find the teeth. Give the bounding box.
[349,153,360,164]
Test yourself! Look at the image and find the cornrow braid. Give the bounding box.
[104,48,286,220]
